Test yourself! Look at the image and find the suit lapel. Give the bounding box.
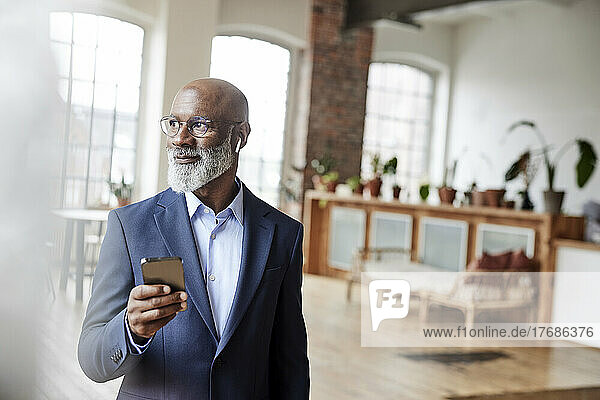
[154,189,218,343]
[216,185,274,356]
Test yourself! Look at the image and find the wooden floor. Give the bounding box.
[38,268,600,399]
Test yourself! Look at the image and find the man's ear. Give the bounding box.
[237,122,250,151]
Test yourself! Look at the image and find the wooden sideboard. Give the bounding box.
[302,190,585,321]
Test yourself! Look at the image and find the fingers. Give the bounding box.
[132,312,178,338]
[141,302,187,323]
[135,291,188,312]
[131,284,170,300]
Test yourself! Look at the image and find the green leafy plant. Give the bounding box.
[321,171,339,184]
[383,157,397,176]
[441,159,458,188]
[504,150,542,188]
[107,175,133,200]
[507,120,597,190]
[419,184,430,201]
[310,153,336,176]
[370,153,383,177]
[345,175,362,191]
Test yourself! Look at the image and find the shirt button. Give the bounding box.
[211,233,216,239]
[208,274,216,281]
[203,208,210,214]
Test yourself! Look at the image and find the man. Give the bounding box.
[78,78,310,399]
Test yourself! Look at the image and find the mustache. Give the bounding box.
[168,146,200,157]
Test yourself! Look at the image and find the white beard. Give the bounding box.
[167,134,234,193]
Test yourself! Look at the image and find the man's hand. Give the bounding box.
[127,285,188,339]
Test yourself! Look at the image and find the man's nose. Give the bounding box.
[171,123,197,147]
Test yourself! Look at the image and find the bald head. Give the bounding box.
[171,78,248,122]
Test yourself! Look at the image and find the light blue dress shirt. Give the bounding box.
[125,179,244,353]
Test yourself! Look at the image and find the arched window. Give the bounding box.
[209,35,290,207]
[50,12,143,208]
[361,62,435,197]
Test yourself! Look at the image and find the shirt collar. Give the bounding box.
[184,177,244,225]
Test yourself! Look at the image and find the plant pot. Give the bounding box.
[438,187,456,205]
[354,182,364,195]
[464,191,473,206]
[544,190,565,214]
[326,181,338,193]
[504,200,516,209]
[471,190,487,207]
[117,198,131,207]
[312,175,326,191]
[393,186,402,200]
[484,189,505,208]
[367,177,382,198]
[520,190,534,211]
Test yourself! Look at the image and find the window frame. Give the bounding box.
[50,11,144,209]
[361,61,437,196]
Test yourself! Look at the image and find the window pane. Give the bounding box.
[58,78,69,103]
[71,79,93,107]
[69,106,91,144]
[362,63,434,195]
[93,82,116,111]
[116,85,140,113]
[73,13,97,46]
[64,178,86,208]
[50,12,144,208]
[91,110,114,147]
[51,42,71,78]
[114,114,137,149]
[111,148,135,183]
[117,55,142,87]
[95,48,119,83]
[66,145,88,177]
[71,45,95,81]
[88,148,111,180]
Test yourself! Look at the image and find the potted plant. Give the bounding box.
[504,150,542,211]
[438,160,457,205]
[507,120,597,213]
[419,183,430,202]
[321,171,339,193]
[108,176,133,207]
[367,153,383,198]
[310,153,336,191]
[383,156,401,199]
[346,175,364,195]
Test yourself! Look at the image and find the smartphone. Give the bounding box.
[141,256,185,292]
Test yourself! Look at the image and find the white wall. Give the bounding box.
[448,0,600,213]
[372,21,454,186]
[218,0,309,48]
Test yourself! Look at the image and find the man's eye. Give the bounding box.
[168,120,178,128]
[191,122,208,132]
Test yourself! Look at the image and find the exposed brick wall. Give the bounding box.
[302,0,373,192]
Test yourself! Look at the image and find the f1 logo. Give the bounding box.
[369,280,410,331]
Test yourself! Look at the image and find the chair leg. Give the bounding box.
[419,295,430,323]
[465,307,475,331]
[346,279,353,302]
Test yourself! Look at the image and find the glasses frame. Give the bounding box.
[160,115,243,138]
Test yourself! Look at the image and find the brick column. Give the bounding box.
[302,0,373,192]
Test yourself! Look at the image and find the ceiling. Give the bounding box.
[345,0,582,29]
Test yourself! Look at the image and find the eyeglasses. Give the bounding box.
[159,115,243,138]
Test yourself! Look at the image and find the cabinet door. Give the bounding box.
[369,211,412,261]
[328,207,366,270]
[476,223,535,257]
[418,217,468,271]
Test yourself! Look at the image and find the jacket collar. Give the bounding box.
[155,180,274,354]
